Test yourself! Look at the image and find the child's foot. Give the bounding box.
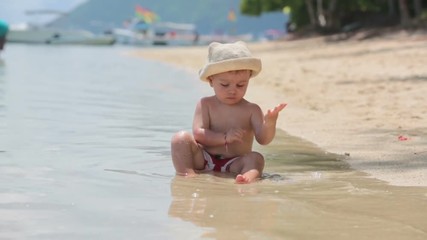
[176,171,198,178]
[235,170,261,184]
[235,174,250,184]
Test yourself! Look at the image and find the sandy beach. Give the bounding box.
[132,31,427,187]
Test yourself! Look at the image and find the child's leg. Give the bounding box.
[171,131,205,176]
[229,152,265,184]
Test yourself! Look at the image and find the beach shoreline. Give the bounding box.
[131,32,427,187]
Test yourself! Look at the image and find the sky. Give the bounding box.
[0,0,86,25]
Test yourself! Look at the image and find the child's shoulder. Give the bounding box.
[240,98,259,107]
[235,99,262,113]
[199,96,216,104]
[245,101,262,111]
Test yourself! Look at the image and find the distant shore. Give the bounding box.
[132,31,427,187]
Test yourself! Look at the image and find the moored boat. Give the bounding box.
[7,23,115,45]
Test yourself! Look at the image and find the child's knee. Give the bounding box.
[252,152,264,170]
[171,131,192,145]
[249,152,265,168]
[253,152,264,161]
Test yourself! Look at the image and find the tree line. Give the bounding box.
[240,0,425,33]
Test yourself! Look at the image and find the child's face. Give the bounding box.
[209,70,251,105]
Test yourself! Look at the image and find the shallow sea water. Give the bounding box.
[0,45,426,240]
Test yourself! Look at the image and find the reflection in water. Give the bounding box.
[169,131,427,240]
[169,176,281,239]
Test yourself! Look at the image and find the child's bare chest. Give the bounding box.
[209,107,252,131]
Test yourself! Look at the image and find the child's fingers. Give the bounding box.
[274,103,287,113]
[266,104,286,116]
[227,128,246,142]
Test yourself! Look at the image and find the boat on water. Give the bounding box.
[7,23,115,45]
[112,19,255,46]
[112,5,198,46]
[112,20,198,46]
[6,9,115,46]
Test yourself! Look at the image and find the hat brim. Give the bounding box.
[199,57,262,81]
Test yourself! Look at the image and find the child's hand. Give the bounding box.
[225,128,246,144]
[264,103,287,123]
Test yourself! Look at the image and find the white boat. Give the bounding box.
[112,26,151,46]
[112,20,198,46]
[150,22,198,46]
[6,9,115,46]
[7,23,115,45]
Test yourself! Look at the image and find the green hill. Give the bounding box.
[49,0,287,36]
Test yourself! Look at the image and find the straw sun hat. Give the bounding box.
[199,41,262,81]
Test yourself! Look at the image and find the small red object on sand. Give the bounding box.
[398,135,409,141]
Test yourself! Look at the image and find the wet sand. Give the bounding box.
[168,130,427,240]
[132,31,427,187]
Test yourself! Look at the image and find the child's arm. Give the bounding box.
[253,103,287,145]
[192,99,229,147]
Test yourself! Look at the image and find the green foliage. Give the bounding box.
[240,0,263,16]
[240,0,297,15]
[337,0,387,13]
[240,0,308,25]
[240,0,423,32]
[238,0,405,15]
[291,2,310,28]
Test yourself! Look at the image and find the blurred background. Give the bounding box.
[1,0,425,47]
